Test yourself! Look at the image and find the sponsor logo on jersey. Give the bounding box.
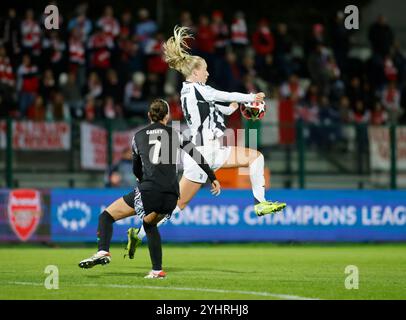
[8,189,42,241]
[57,200,91,231]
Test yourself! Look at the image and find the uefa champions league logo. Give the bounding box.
[57,200,91,231]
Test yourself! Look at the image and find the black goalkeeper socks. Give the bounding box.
[97,210,115,252]
[143,221,162,270]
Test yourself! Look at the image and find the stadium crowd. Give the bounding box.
[0,3,406,136]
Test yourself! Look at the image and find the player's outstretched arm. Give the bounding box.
[203,84,265,104]
[215,102,239,116]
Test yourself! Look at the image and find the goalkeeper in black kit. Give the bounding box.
[78,99,220,279]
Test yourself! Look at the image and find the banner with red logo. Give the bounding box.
[112,129,136,164]
[369,126,406,170]
[12,121,71,150]
[80,122,107,170]
[0,189,51,242]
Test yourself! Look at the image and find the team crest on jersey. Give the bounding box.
[8,189,42,241]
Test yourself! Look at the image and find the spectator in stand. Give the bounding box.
[180,11,196,33]
[392,40,406,86]
[106,147,137,188]
[211,10,229,84]
[330,11,350,73]
[27,95,46,121]
[166,92,183,121]
[195,14,215,71]
[217,50,242,91]
[144,32,168,88]
[84,97,96,121]
[87,26,114,80]
[60,71,84,119]
[230,11,249,60]
[366,52,386,92]
[274,23,293,81]
[307,44,331,96]
[102,96,122,119]
[104,69,123,106]
[350,99,370,149]
[42,31,66,79]
[259,54,280,88]
[369,15,394,58]
[319,95,341,148]
[211,10,229,57]
[280,74,305,103]
[305,23,326,59]
[84,71,103,106]
[135,8,158,51]
[351,100,370,124]
[124,71,148,117]
[383,54,398,84]
[67,5,92,43]
[16,54,39,117]
[338,96,351,124]
[0,45,16,117]
[20,9,41,58]
[240,54,257,79]
[240,73,260,95]
[381,80,402,124]
[126,38,145,75]
[68,26,86,90]
[178,11,196,54]
[370,101,388,125]
[46,92,70,121]
[298,85,321,148]
[120,9,133,39]
[97,6,120,44]
[347,76,365,106]
[39,69,57,105]
[0,8,21,57]
[326,56,345,104]
[252,18,275,70]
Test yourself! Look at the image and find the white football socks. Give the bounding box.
[249,154,266,203]
[137,206,181,240]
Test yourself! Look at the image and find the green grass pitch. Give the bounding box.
[0,243,405,300]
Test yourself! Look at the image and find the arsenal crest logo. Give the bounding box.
[8,189,42,241]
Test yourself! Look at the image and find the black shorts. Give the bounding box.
[123,187,178,218]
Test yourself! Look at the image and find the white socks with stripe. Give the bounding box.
[249,154,266,203]
[137,206,181,240]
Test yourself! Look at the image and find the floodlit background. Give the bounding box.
[0,0,405,300]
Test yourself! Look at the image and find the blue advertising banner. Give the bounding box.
[50,189,406,243]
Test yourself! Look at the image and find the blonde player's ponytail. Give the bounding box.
[164,26,204,78]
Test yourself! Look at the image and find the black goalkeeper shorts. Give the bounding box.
[123,187,178,218]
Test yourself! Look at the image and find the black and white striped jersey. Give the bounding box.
[131,122,217,195]
[180,82,256,145]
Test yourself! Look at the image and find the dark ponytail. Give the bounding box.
[149,99,169,122]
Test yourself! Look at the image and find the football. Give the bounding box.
[240,101,267,121]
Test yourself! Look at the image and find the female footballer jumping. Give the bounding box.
[126,26,286,257]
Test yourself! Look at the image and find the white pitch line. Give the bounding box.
[5,281,319,300]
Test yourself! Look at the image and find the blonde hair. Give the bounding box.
[163,26,204,78]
